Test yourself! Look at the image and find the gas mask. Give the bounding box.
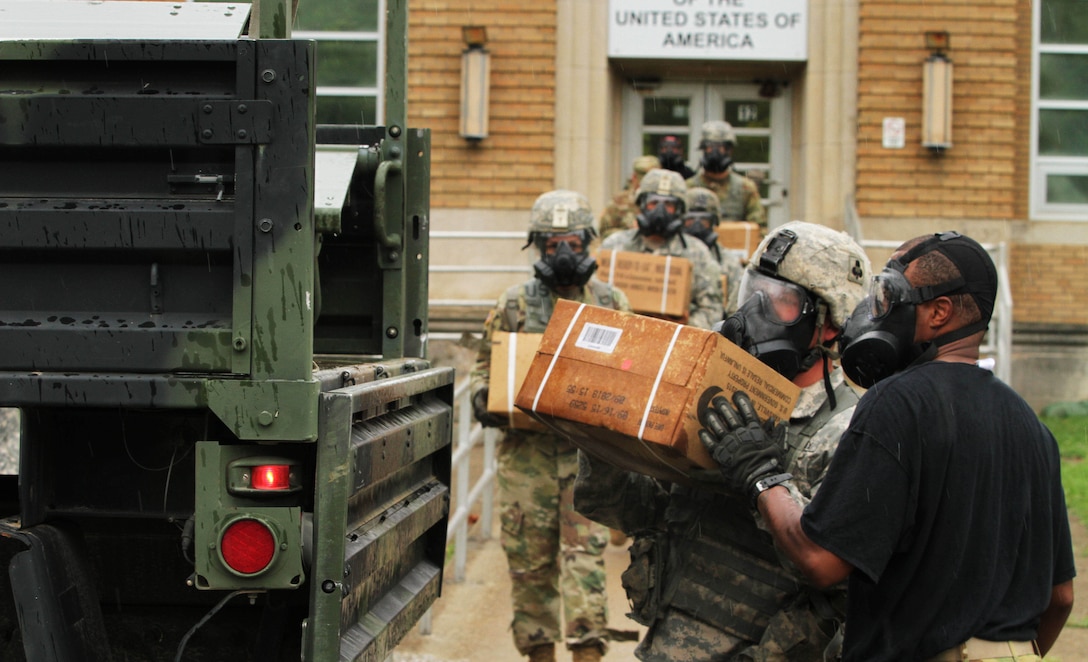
[533,236,597,290]
[839,231,994,388]
[700,141,734,174]
[681,211,718,246]
[636,195,684,238]
[718,270,819,380]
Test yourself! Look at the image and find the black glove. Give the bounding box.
[698,390,790,504]
[472,388,506,428]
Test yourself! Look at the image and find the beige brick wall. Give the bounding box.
[408,0,556,210]
[855,0,1025,220]
[1011,245,1088,328]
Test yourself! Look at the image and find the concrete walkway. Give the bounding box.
[391,517,643,662]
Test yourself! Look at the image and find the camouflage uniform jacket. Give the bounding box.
[597,187,639,242]
[573,368,858,660]
[709,241,747,315]
[687,169,767,228]
[599,229,724,330]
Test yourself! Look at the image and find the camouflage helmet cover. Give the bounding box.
[685,187,720,221]
[635,168,687,209]
[700,120,737,145]
[632,155,662,175]
[746,220,872,328]
[528,189,596,234]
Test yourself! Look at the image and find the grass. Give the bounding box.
[1042,415,1088,528]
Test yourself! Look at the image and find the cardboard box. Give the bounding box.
[716,221,762,258]
[594,249,692,320]
[487,332,547,431]
[515,300,800,483]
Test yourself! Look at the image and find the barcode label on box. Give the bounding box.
[575,323,622,353]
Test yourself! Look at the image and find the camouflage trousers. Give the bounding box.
[497,433,610,655]
[635,599,835,662]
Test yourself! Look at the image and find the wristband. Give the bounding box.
[750,472,793,507]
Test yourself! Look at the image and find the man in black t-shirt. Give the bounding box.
[698,232,1075,661]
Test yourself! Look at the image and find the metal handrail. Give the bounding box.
[417,377,498,635]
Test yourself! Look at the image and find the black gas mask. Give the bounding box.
[839,231,996,388]
[532,232,597,290]
[636,194,684,238]
[658,137,686,172]
[700,141,734,174]
[681,211,718,246]
[718,269,820,380]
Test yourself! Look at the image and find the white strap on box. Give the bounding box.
[507,333,518,428]
[607,250,617,286]
[531,303,587,412]
[638,324,682,441]
[660,255,672,314]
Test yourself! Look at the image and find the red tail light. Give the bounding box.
[251,464,291,491]
[220,518,276,575]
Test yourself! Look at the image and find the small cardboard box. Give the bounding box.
[515,300,800,483]
[594,249,692,320]
[716,221,762,258]
[487,332,547,431]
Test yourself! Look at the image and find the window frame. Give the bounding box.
[1030,0,1088,220]
[293,0,385,126]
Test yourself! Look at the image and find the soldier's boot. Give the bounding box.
[571,644,603,662]
[527,643,556,662]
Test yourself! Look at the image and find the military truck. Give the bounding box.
[0,1,449,660]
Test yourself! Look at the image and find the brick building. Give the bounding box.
[413,0,1088,411]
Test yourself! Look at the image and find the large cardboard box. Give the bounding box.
[486,332,546,431]
[515,300,800,483]
[716,221,762,258]
[594,249,692,320]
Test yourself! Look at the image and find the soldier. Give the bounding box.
[657,135,695,179]
[575,221,872,661]
[682,186,747,314]
[600,168,724,330]
[471,190,629,662]
[598,154,661,242]
[687,120,767,228]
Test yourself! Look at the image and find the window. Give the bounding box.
[293,0,383,125]
[1032,0,1088,219]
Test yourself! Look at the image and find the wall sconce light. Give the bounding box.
[922,31,952,153]
[460,26,490,142]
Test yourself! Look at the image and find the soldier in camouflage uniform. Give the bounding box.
[471,190,630,662]
[598,154,661,242]
[600,168,724,330]
[682,186,747,314]
[686,120,767,228]
[574,221,872,661]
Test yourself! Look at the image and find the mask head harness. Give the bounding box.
[718,229,823,380]
[839,231,998,388]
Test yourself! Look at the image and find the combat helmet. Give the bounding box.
[681,187,720,245]
[634,168,687,210]
[632,155,662,176]
[528,189,596,236]
[700,120,737,146]
[721,220,872,382]
[746,220,871,328]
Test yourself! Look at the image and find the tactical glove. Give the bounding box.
[698,390,790,504]
[471,387,507,428]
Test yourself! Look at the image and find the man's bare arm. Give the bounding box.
[757,485,853,589]
[1036,580,1074,655]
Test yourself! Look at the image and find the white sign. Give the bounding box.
[882,117,906,149]
[608,0,808,61]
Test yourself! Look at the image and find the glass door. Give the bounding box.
[623,82,791,227]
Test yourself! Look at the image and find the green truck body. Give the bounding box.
[0,2,449,660]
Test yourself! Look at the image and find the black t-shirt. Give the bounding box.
[801,361,1076,662]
